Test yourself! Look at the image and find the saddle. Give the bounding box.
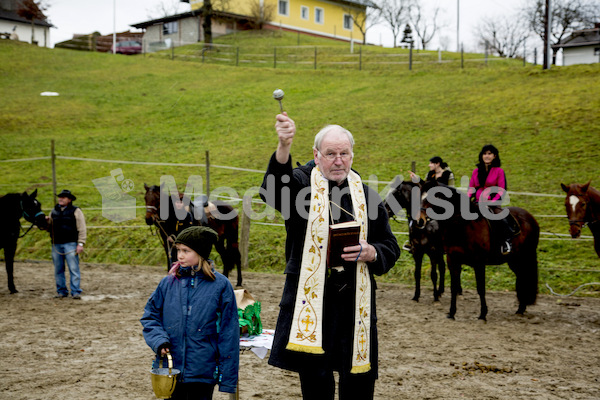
[485,209,521,250]
[191,196,218,225]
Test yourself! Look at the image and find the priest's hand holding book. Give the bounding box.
[341,239,378,263]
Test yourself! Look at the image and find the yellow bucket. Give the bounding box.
[150,352,180,399]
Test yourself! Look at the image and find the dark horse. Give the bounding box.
[561,181,600,257]
[0,190,48,293]
[144,184,242,287]
[417,182,539,320]
[383,179,445,302]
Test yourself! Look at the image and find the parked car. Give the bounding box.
[112,40,142,55]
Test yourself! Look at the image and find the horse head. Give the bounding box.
[383,177,418,219]
[144,184,161,225]
[561,181,591,238]
[416,181,466,229]
[21,189,48,230]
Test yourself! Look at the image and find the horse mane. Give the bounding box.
[421,181,480,218]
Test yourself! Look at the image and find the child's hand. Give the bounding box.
[158,342,171,356]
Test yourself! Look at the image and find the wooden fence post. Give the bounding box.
[240,195,252,271]
[205,150,210,199]
[51,139,57,201]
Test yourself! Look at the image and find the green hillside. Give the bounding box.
[1,33,599,296]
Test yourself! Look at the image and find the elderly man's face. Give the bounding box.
[57,196,71,207]
[313,129,353,184]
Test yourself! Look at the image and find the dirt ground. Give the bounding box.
[1,261,599,400]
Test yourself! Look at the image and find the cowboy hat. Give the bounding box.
[57,189,76,201]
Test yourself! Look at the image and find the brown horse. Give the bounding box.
[417,182,539,320]
[561,181,600,257]
[0,190,48,293]
[144,184,242,287]
[383,179,446,302]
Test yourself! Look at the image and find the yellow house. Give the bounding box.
[188,0,366,43]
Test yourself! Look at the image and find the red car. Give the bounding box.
[112,40,142,55]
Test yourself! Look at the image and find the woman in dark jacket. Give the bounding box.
[141,226,239,399]
[409,156,455,186]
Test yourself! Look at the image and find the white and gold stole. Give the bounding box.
[286,166,372,374]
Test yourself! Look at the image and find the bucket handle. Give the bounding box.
[158,352,174,376]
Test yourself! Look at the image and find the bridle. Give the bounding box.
[145,194,177,258]
[567,194,590,229]
[19,199,45,238]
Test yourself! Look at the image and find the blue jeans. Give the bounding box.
[52,242,81,296]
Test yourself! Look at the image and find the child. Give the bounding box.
[141,226,239,399]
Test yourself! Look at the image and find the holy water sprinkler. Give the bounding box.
[273,89,285,113]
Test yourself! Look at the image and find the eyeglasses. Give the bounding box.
[318,150,352,161]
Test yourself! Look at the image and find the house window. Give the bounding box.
[343,14,352,30]
[279,0,289,16]
[301,6,309,20]
[315,7,324,24]
[163,21,178,35]
[595,47,600,56]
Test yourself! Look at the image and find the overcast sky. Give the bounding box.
[46,0,526,51]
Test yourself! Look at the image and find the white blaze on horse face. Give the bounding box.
[569,195,579,214]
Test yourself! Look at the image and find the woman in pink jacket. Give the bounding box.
[468,144,514,255]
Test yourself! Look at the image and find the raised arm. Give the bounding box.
[275,112,296,164]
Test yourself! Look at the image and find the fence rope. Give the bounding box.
[545,282,600,297]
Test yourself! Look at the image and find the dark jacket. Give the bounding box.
[260,153,400,376]
[50,204,78,244]
[140,268,239,393]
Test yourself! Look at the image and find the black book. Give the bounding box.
[326,221,360,267]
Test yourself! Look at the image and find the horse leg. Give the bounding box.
[162,235,171,271]
[429,251,443,302]
[4,241,18,294]
[215,238,230,278]
[412,250,423,302]
[437,250,446,299]
[226,219,242,287]
[473,264,488,321]
[447,259,461,319]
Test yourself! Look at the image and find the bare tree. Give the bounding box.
[17,0,49,44]
[201,0,232,44]
[342,0,382,45]
[522,0,598,64]
[379,0,411,48]
[248,0,276,30]
[147,0,189,18]
[474,15,530,58]
[409,0,442,50]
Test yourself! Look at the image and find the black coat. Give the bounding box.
[260,153,400,376]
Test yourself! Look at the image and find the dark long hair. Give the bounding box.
[429,156,448,169]
[476,144,501,188]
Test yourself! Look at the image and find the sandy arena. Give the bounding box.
[1,261,599,399]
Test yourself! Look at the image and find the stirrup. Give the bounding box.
[501,241,512,255]
[402,240,413,253]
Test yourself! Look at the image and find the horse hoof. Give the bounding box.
[9,289,18,294]
[446,314,455,320]
[478,317,487,323]
[411,297,419,302]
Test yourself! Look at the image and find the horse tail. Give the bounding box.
[517,251,538,306]
[515,212,540,306]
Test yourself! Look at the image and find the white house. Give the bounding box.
[0,0,53,47]
[552,23,600,66]
[130,9,251,52]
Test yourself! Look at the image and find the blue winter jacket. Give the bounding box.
[141,267,239,393]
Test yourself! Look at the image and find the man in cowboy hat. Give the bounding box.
[260,112,400,400]
[47,190,87,299]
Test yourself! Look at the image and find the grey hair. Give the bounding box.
[313,125,355,151]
